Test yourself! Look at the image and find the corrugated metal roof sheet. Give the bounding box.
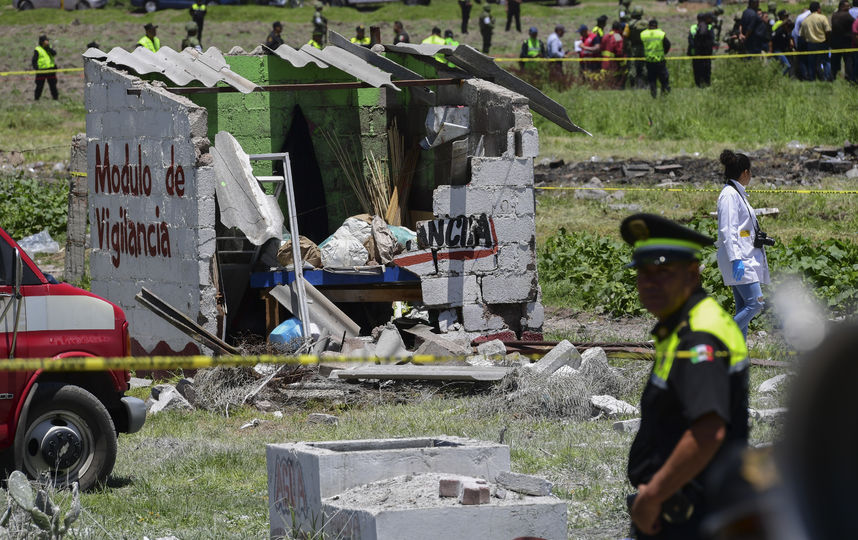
[83,46,259,94]
[271,44,329,68]
[384,43,456,56]
[299,45,398,90]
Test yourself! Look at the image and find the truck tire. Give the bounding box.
[14,384,117,491]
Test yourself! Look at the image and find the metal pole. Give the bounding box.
[282,154,312,341]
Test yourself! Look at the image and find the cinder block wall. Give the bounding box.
[84,59,217,355]
[405,79,544,338]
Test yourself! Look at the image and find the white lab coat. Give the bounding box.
[716,180,770,286]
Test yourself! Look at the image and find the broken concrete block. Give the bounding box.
[439,477,462,498]
[496,471,553,496]
[521,301,545,329]
[477,339,507,357]
[432,185,535,218]
[375,325,410,358]
[528,340,581,374]
[491,215,536,244]
[613,418,641,433]
[469,156,534,187]
[413,339,468,363]
[307,413,339,425]
[550,365,578,379]
[466,354,495,367]
[459,482,490,505]
[146,385,193,414]
[129,377,153,389]
[757,374,787,394]
[580,347,608,371]
[175,378,196,406]
[462,303,508,332]
[438,309,460,332]
[421,275,481,307]
[591,395,639,417]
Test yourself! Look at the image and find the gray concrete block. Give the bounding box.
[481,273,538,304]
[497,243,537,274]
[529,340,581,374]
[435,253,497,275]
[469,157,534,187]
[613,418,641,433]
[477,339,507,357]
[496,471,553,496]
[591,395,639,417]
[491,215,536,244]
[393,249,437,277]
[462,303,507,332]
[421,275,480,308]
[519,127,539,158]
[433,186,535,218]
[521,301,545,329]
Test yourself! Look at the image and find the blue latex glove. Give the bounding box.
[732,260,745,281]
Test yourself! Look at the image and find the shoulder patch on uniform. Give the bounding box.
[689,344,714,364]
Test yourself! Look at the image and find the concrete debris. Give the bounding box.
[405,324,471,357]
[253,363,279,377]
[846,167,858,179]
[528,340,581,375]
[550,365,578,379]
[254,399,278,412]
[146,384,193,414]
[460,482,491,505]
[580,346,608,371]
[591,395,639,417]
[375,324,411,358]
[333,365,513,382]
[477,339,507,357]
[750,407,788,423]
[466,354,495,367]
[494,487,507,499]
[240,418,261,430]
[757,374,788,394]
[273,411,283,418]
[307,413,339,425]
[574,176,609,200]
[175,377,196,406]
[129,377,153,389]
[613,418,641,433]
[495,471,553,496]
[438,309,461,332]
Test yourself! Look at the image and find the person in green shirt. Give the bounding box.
[181,22,202,52]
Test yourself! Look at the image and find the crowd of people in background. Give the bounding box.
[29,0,858,101]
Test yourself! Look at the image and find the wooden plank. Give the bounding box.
[319,285,423,303]
[333,365,512,382]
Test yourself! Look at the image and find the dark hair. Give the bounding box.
[809,1,820,11]
[720,149,751,181]
[612,21,622,30]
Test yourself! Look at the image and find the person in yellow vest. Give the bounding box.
[189,0,207,46]
[32,35,58,101]
[137,23,161,53]
[443,30,459,67]
[518,26,546,69]
[351,25,371,48]
[620,213,749,539]
[422,27,447,64]
[640,19,670,98]
[308,30,323,50]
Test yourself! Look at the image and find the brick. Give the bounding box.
[481,273,538,304]
[472,330,517,344]
[469,157,534,187]
[461,303,507,332]
[520,331,544,341]
[492,215,536,244]
[521,301,545,329]
[439,477,462,498]
[433,186,535,218]
[529,340,582,374]
[421,275,480,307]
[459,483,490,505]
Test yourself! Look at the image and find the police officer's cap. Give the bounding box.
[631,6,643,16]
[144,23,158,31]
[620,213,713,267]
[529,26,538,35]
[577,24,588,33]
[444,29,454,38]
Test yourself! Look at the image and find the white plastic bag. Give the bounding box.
[320,227,369,268]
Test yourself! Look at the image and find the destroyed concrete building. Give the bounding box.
[81,36,582,355]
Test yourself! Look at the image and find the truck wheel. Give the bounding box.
[15,384,117,491]
[143,0,158,11]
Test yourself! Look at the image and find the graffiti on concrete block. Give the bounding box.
[417,214,495,250]
[272,454,309,521]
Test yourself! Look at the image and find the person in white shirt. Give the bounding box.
[791,7,812,79]
[716,150,771,340]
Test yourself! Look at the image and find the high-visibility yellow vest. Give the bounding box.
[772,20,783,31]
[35,46,55,69]
[525,37,541,57]
[650,297,748,389]
[308,39,322,49]
[350,36,370,45]
[191,2,206,12]
[422,34,447,64]
[640,28,666,62]
[594,26,604,38]
[138,36,161,53]
[444,37,459,66]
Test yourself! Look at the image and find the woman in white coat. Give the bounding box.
[716,150,770,340]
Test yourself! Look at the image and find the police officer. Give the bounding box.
[618,0,632,24]
[640,19,670,98]
[479,4,495,54]
[624,6,647,88]
[712,6,724,43]
[137,23,160,53]
[312,1,327,46]
[351,25,370,47]
[32,35,58,101]
[265,21,284,53]
[189,0,207,46]
[690,12,715,87]
[519,26,546,67]
[444,30,459,67]
[308,29,323,50]
[422,26,446,64]
[458,0,473,34]
[181,22,202,52]
[621,213,749,540]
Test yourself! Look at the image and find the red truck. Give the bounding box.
[0,225,145,491]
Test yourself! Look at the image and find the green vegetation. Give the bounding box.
[0,173,69,239]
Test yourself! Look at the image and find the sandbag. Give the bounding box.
[372,215,403,265]
[277,236,321,268]
[320,227,370,267]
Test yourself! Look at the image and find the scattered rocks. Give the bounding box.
[590,395,639,417]
[574,177,609,200]
[146,384,193,414]
[175,377,196,406]
[612,418,641,433]
[757,374,788,394]
[528,340,582,375]
[375,325,410,358]
[240,418,261,430]
[495,471,553,496]
[307,413,339,425]
[477,339,507,357]
[846,167,858,179]
[129,377,153,389]
[254,399,278,412]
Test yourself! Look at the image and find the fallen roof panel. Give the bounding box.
[384,43,456,56]
[271,43,329,68]
[83,46,259,94]
[299,45,398,90]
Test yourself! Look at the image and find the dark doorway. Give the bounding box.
[275,106,329,244]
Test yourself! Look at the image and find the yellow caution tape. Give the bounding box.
[0,354,469,372]
[535,186,858,195]
[496,47,858,63]
[70,171,87,177]
[0,67,84,76]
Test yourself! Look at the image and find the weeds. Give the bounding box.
[0,174,69,240]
